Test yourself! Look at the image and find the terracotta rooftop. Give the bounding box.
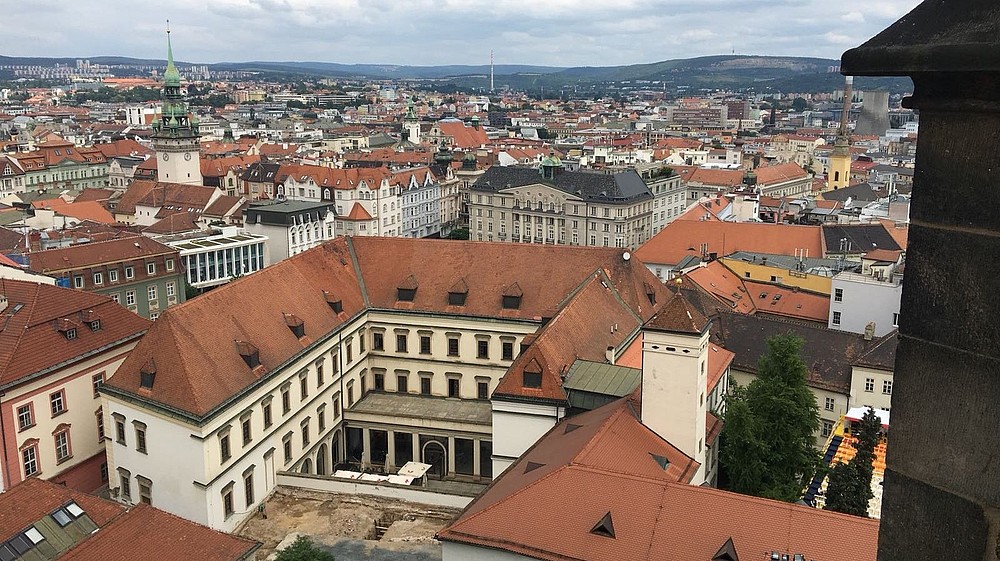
[0,478,123,542]
[28,236,176,273]
[0,279,150,388]
[106,238,667,419]
[439,397,877,561]
[635,220,824,267]
[644,290,709,335]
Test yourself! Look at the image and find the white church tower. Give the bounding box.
[640,290,710,484]
[403,97,421,145]
[151,25,202,185]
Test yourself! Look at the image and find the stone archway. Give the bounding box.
[421,440,447,480]
[332,429,342,467]
[301,458,312,474]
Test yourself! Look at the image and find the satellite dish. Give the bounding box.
[622,251,631,261]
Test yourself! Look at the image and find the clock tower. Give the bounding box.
[152,24,202,185]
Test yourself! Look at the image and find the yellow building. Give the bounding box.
[720,255,834,295]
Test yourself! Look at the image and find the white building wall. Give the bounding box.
[490,401,564,478]
[828,272,902,337]
[850,365,894,412]
[442,541,539,561]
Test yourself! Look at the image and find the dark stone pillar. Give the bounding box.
[842,3,1000,560]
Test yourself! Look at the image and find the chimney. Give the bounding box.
[0,294,7,314]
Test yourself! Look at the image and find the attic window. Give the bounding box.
[524,461,545,474]
[140,360,156,389]
[564,423,583,434]
[523,370,542,388]
[397,274,419,302]
[590,512,616,539]
[236,340,261,369]
[644,282,657,305]
[65,328,77,340]
[712,537,739,561]
[448,278,468,306]
[88,320,101,331]
[284,313,305,338]
[650,453,670,470]
[323,291,343,313]
[502,282,523,310]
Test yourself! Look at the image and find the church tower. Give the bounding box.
[403,96,421,144]
[152,24,202,185]
[640,290,710,484]
[827,75,854,190]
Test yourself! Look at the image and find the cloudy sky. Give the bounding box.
[5,0,922,67]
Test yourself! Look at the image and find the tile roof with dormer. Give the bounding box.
[472,166,653,203]
[104,238,668,420]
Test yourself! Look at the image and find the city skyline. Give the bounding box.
[5,0,922,68]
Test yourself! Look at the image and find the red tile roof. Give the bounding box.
[106,238,667,418]
[0,278,149,388]
[635,221,824,266]
[754,162,809,185]
[685,261,830,323]
[59,503,258,561]
[645,291,708,335]
[437,121,489,149]
[439,401,878,561]
[31,199,115,224]
[343,202,373,221]
[28,236,176,273]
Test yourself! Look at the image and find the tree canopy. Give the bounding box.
[719,334,821,501]
[274,536,334,561]
[825,407,881,517]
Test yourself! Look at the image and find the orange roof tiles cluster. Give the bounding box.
[30,198,115,224]
[439,397,878,561]
[106,238,667,419]
[0,279,150,388]
[436,121,489,149]
[635,220,824,267]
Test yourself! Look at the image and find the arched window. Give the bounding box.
[323,188,331,200]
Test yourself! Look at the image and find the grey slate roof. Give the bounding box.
[822,182,884,204]
[245,199,336,226]
[822,223,902,253]
[471,166,653,203]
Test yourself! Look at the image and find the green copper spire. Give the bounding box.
[164,20,181,87]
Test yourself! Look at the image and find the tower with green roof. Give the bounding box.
[152,22,202,185]
[403,96,421,144]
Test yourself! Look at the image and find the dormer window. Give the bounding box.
[590,512,616,539]
[89,320,101,331]
[284,313,305,338]
[522,358,542,388]
[397,274,418,302]
[65,328,77,340]
[236,340,261,369]
[323,291,343,314]
[644,282,657,305]
[140,360,156,389]
[448,278,468,306]
[502,282,523,310]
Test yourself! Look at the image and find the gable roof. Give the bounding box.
[0,478,123,543]
[822,223,902,254]
[436,120,489,149]
[0,279,150,389]
[438,398,877,561]
[28,236,176,273]
[31,199,115,224]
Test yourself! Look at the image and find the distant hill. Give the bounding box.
[0,54,912,93]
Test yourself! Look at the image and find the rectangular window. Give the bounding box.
[92,372,105,398]
[865,378,875,392]
[832,311,842,325]
[373,332,384,351]
[115,416,127,445]
[74,276,84,289]
[477,339,489,359]
[883,380,893,395]
[166,282,176,297]
[477,380,489,400]
[223,484,234,518]
[17,404,33,430]
[109,269,118,283]
[420,376,432,395]
[97,409,105,441]
[397,374,408,393]
[448,377,460,398]
[135,423,147,454]
[834,288,843,302]
[502,341,514,361]
[318,406,326,432]
[316,362,325,387]
[346,341,353,363]
[125,266,134,279]
[299,373,308,400]
[166,258,174,271]
[93,272,103,285]
[281,386,291,414]
[825,397,835,411]
[126,290,136,306]
[55,431,71,462]
[22,445,39,477]
[147,285,157,302]
[243,470,255,508]
[241,416,252,446]
[374,371,385,391]
[447,337,459,357]
[262,400,273,428]
[396,333,407,353]
[333,395,341,419]
[892,312,899,327]
[282,433,293,464]
[147,262,156,275]
[118,468,131,500]
[220,432,231,462]
[420,334,431,354]
[50,390,66,417]
[821,420,834,438]
[301,418,310,447]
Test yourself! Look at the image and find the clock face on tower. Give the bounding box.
[161,153,169,161]
[184,152,192,161]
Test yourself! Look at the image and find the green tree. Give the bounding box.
[274,536,334,561]
[719,334,821,501]
[825,407,881,517]
[791,97,809,112]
